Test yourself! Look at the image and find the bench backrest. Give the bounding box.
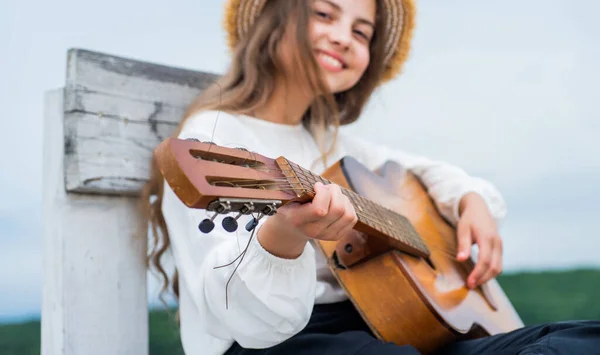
[42,48,218,355]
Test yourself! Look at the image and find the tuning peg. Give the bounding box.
[245,212,268,232]
[198,213,218,233]
[222,203,258,232]
[222,212,243,233]
[245,217,259,232]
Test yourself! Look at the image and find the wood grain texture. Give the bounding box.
[64,48,219,195]
[43,90,148,355]
[153,138,301,208]
[317,156,523,354]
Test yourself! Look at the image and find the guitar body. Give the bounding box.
[317,156,524,354]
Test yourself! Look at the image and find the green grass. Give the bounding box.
[149,309,185,354]
[497,269,600,324]
[0,319,40,355]
[1,268,599,354]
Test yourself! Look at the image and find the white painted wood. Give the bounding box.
[66,48,217,105]
[64,89,185,125]
[64,48,219,195]
[42,89,149,355]
[64,110,176,195]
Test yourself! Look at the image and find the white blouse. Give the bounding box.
[160,111,507,354]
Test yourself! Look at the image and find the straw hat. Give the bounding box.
[223,0,416,83]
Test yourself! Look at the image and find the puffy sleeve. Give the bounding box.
[161,111,317,348]
[339,132,507,227]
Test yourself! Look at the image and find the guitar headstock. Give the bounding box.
[154,137,314,231]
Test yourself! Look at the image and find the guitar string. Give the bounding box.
[207,179,461,258]
[200,188,469,305]
[212,212,263,310]
[200,105,464,302]
[206,151,461,257]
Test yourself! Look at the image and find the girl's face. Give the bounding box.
[308,0,376,93]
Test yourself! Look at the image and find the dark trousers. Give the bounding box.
[225,300,600,355]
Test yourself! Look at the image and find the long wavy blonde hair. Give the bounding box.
[141,0,403,306]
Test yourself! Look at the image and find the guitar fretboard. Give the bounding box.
[283,159,430,257]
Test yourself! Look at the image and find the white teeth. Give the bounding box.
[319,53,343,68]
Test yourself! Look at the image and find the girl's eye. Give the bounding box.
[354,30,370,41]
[314,11,330,20]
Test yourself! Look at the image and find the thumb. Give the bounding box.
[456,219,472,261]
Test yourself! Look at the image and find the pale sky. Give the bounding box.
[1,0,599,322]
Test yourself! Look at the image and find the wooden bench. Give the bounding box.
[42,48,218,354]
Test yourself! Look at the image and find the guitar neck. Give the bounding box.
[278,158,430,258]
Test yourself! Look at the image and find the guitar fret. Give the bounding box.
[357,210,398,242]
[353,192,423,249]
[350,193,381,222]
[356,200,393,236]
[298,175,311,188]
[284,158,428,255]
[358,196,387,227]
[296,168,314,191]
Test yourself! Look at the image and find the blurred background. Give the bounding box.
[1,0,598,353]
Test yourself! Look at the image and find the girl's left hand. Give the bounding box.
[456,192,503,289]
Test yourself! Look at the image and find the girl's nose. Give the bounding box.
[327,22,352,50]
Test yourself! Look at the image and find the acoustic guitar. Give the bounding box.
[153,137,524,354]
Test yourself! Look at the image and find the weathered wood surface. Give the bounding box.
[43,90,149,355]
[64,48,219,195]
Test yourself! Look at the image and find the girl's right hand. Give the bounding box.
[257,182,358,259]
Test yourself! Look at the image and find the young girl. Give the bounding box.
[142,0,600,354]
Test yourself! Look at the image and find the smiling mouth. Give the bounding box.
[316,50,347,71]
